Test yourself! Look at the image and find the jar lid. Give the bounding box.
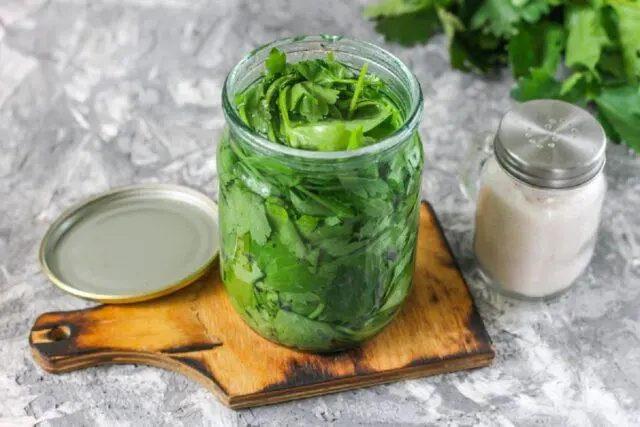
[494,100,606,189]
[39,184,219,303]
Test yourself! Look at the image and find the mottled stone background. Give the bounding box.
[1,0,639,426]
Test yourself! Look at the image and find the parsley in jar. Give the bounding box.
[218,36,423,352]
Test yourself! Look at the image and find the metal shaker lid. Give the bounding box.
[494,100,606,189]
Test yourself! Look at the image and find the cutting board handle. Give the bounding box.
[29,287,222,374]
[30,314,78,371]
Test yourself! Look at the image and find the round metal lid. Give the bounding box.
[494,100,606,188]
[40,184,219,303]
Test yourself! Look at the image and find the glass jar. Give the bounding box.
[217,36,424,352]
[462,100,607,299]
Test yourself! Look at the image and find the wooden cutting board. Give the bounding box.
[29,202,494,409]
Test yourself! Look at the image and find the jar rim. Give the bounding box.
[221,35,423,160]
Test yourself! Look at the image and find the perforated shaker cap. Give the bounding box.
[494,100,607,189]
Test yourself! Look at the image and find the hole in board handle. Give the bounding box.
[48,325,71,341]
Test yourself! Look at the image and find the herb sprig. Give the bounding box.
[234,48,403,152]
[365,0,640,152]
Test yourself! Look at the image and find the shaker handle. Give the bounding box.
[460,131,495,202]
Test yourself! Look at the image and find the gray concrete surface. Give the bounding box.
[1,0,639,426]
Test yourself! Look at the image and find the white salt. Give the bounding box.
[473,158,606,298]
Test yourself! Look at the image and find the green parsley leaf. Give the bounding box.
[559,71,584,96]
[512,67,591,104]
[511,68,561,100]
[287,82,339,122]
[370,9,442,46]
[450,31,507,73]
[598,50,627,81]
[221,184,272,246]
[565,5,610,71]
[363,0,640,151]
[265,47,286,75]
[470,0,521,37]
[519,0,551,24]
[508,22,565,78]
[364,0,435,18]
[609,2,640,79]
[595,84,640,151]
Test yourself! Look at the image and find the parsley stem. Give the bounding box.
[348,63,368,119]
[265,75,298,106]
[266,75,299,142]
[278,86,292,144]
[308,303,325,320]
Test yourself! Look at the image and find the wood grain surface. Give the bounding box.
[29,202,495,409]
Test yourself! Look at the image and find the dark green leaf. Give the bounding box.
[364,0,434,18]
[470,0,521,37]
[289,189,336,216]
[508,22,565,79]
[265,199,307,259]
[222,184,271,246]
[597,106,620,142]
[250,238,318,293]
[609,2,640,79]
[519,0,551,24]
[595,84,640,149]
[363,0,640,153]
[450,31,507,73]
[268,309,352,350]
[512,68,561,101]
[371,9,441,46]
[598,50,626,80]
[559,72,584,96]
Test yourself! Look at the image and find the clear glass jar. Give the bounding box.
[218,36,424,352]
[462,100,607,299]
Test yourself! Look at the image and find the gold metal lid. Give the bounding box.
[39,184,219,303]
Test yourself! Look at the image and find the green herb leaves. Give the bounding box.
[470,0,522,37]
[234,48,400,152]
[595,84,640,151]
[365,0,640,153]
[218,51,423,351]
[265,47,286,75]
[218,133,423,351]
[288,82,339,123]
[610,2,640,79]
[508,23,564,79]
[222,184,271,247]
[565,5,609,72]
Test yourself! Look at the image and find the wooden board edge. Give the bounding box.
[420,201,494,351]
[228,350,495,409]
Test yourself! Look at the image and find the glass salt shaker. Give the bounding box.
[462,100,607,299]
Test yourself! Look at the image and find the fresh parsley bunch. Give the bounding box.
[365,0,640,152]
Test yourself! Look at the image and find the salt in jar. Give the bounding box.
[462,100,607,299]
